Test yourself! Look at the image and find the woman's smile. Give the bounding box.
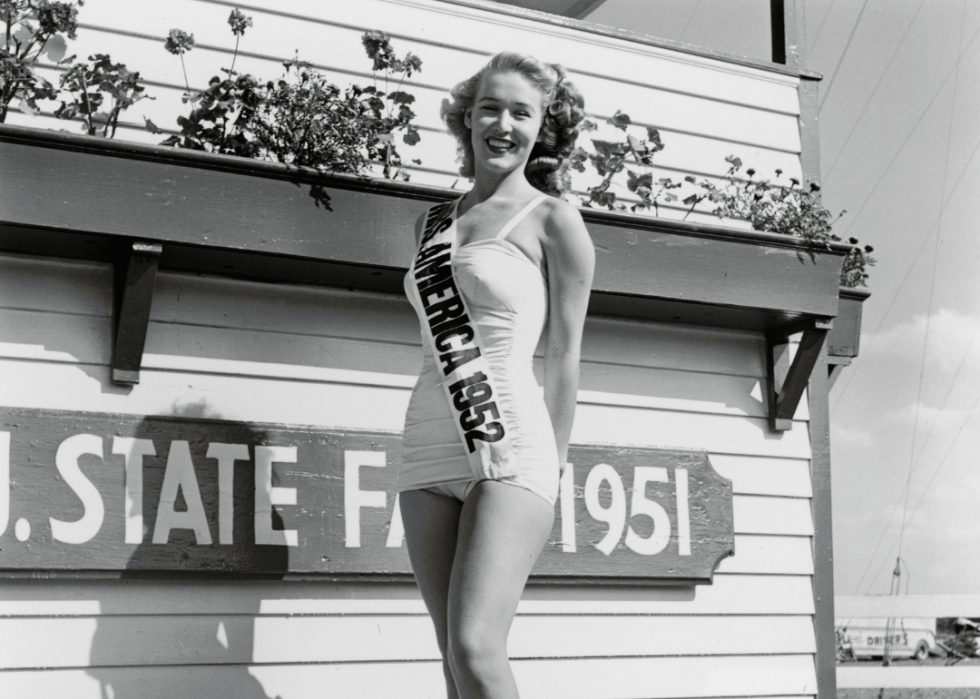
[466,71,544,173]
[486,137,516,153]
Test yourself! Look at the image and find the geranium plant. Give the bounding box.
[154,11,423,189]
[571,110,669,211]
[691,157,875,287]
[573,110,875,287]
[0,0,80,121]
[54,53,150,137]
[1,0,149,136]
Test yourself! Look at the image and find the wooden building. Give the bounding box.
[0,1,866,697]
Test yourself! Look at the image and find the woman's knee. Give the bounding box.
[448,620,507,676]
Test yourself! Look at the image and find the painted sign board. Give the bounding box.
[0,408,734,584]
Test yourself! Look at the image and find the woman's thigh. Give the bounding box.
[399,488,464,650]
[448,481,555,646]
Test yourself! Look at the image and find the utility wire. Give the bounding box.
[818,0,870,111]
[861,388,980,595]
[897,0,969,562]
[808,0,839,55]
[825,22,980,410]
[676,0,702,43]
[823,0,925,181]
[831,130,980,413]
[910,325,980,468]
[851,0,969,591]
[850,315,978,594]
[895,0,963,565]
[829,19,980,243]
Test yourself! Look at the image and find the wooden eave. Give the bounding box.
[0,124,858,424]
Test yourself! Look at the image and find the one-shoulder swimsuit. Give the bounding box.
[399,195,561,506]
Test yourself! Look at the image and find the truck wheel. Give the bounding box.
[914,641,930,660]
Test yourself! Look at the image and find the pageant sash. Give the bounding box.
[408,199,517,480]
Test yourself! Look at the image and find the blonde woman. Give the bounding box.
[399,53,593,699]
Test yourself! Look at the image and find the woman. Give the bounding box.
[399,53,594,699]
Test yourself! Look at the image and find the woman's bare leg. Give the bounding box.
[400,489,465,698]
[447,481,555,699]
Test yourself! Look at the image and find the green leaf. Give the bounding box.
[388,90,415,105]
[607,110,631,131]
[18,98,40,117]
[41,33,67,62]
[646,127,663,149]
[402,125,421,145]
[143,117,163,134]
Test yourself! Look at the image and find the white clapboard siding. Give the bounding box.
[0,306,797,421]
[75,0,799,112]
[45,19,802,158]
[0,257,767,381]
[0,359,811,457]
[0,656,817,699]
[0,614,816,669]
[0,309,792,419]
[0,575,816,618]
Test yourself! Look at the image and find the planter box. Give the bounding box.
[828,287,871,358]
[0,124,849,335]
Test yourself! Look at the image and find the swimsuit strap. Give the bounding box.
[494,195,549,241]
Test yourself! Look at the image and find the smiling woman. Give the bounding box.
[397,52,594,699]
[441,53,586,197]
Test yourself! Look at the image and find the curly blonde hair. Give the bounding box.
[440,52,585,196]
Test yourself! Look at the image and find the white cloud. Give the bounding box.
[870,308,980,375]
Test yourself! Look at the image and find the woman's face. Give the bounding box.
[465,71,545,176]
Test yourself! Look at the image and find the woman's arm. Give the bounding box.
[412,210,426,247]
[541,200,595,469]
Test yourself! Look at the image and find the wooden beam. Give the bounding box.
[437,0,811,77]
[770,0,787,64]
[767,319,831,431]
[809,342,838,699]
[112,240,162,385]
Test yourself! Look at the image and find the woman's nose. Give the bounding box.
[493,110,513,132]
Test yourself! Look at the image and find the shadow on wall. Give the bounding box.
[85,412,288,699]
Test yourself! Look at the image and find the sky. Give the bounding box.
[807,0,980,597]
[586,0,980,596]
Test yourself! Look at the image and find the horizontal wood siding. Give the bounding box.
[0,252,817,697]
[4,0,803,223]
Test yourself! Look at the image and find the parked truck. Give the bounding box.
[836,618,936,661]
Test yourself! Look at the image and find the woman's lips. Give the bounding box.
[486,137,515,153]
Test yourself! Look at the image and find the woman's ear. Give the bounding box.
[464,108,472,129]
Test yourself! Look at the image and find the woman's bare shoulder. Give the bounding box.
[538,197,593,261]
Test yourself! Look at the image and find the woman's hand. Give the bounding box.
[540,199,595,469]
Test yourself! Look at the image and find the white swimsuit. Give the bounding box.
[399,195,561,506]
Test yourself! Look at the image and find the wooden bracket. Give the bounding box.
[112,240,162,385]
[766,318,832,431]
[827,356,852,390]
